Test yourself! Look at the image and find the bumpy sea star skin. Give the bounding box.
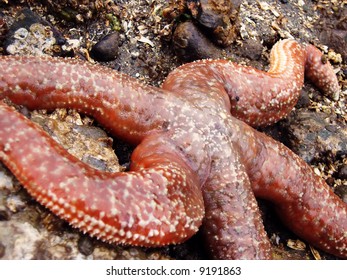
[0,39,345,259]
[0,105,205,245]
[163,39,340,127]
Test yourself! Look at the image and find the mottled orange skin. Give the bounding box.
[0,39,345,259]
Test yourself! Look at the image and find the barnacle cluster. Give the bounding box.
[6,22,55,56]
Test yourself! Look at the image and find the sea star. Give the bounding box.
[0,39,345,259]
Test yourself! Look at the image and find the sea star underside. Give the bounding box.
[0,39,345,259]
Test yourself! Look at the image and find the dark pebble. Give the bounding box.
[295,90,311,109]
[0,208,10,221]
[335,184,347,204]
[73,124,109,141]
[90,32,120,62]
[326,177,335,187]
[280,0,288,4]
[337,165,347,180]
[77,235,95,256]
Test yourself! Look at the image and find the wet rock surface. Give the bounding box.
[29,109,123,173]
[316,1,347,61]
[279,110,347,164]
[0,0,346,260]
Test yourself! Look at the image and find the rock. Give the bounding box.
[186,0,238,47]
[164,0,239,55]
[280,110,347,163]
[77,235,95,256]
[0,208,10,221]
[320,29,347,62]
[172,20,222,61]
[90,32,120,62]
[315,1,347,61]
[30,109,122,173]
[3,8,65,56]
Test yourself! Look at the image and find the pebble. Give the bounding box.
[337,165,347,180]
[77,235,95,256]
[0,208,10,221]
[90,32,120,62]
[6,194,26,213]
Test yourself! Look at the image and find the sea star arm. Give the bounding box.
[304,44,340,101]
[161,38,345,259]
[236,121,347,258]
[0,101,204,246]
[202,143,272,259]
[0,55,172,145]
[163,39,340,127]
